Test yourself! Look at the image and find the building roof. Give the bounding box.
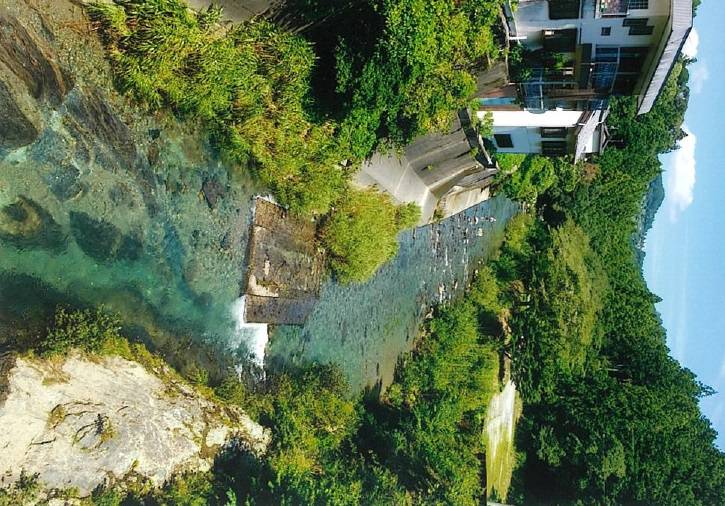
[574,109,608,161]
[637,0,693,114]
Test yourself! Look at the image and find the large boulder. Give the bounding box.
[0,353,269,496]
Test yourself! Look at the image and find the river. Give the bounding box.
[0,0,517,385]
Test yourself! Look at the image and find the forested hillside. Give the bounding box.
[494,59,725,504]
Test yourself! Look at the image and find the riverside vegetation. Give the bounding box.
[88,0,505,282]
[2,282,505,505]
[4,0,723,504]
[5,60,724,502]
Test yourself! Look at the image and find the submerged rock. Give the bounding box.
[202,178,226,209]
[44,162,85,202]
[69,211,143,263]
[0,352,269,496]
[0,8,73,149]
[0,196,66,251]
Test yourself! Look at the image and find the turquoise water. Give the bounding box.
[0,0,518,387]
[0,84,517,385]
[268,195,519,391]
[0,87,265,373]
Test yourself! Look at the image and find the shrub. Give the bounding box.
[335,0,504,156]
[0,472,41,506]
[89,0,348,217]
[40,307,122,357]
[321,189,419,283]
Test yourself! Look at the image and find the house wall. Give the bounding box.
[485,109,583,127]
[482,109,584,154]
[514,0,671,52]
[491,125,539,153]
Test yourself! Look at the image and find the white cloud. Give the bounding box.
[683,28,699,58]
[690,62,710,94]
[681,29,709,94]
[666,127,697,223]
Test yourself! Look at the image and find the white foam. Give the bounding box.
[230,296,269,368]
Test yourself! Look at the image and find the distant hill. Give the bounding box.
[633,173,665,267]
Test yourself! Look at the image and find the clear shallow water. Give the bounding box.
[268,195,519,391]
[0,0,518,386]
[0,79,516,384]
[0,87,266,371]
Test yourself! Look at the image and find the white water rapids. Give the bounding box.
[230,296,269,368]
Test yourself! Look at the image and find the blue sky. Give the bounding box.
[644,2,725,449]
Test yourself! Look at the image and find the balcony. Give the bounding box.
[521,69,579,111]
[598,0,630,16]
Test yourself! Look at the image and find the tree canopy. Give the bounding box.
[492,59,725,505]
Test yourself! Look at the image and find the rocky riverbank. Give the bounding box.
[0,351,269,497]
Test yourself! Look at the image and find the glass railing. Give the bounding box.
[521,68,611,112]
[598,0,629,16]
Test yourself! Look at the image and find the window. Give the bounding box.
[542,141,568,156]
[596,46,619,61]
[619,46,650,71]
[541,127,568,138]
[494,134,514,149]
[623,18,653,36]
[613,75,638,94]
[549,0,580,20]
[629,0,649,9]
[623,18,648,27]
[629,25,654,36]
[599,0,629,16]
[601,27,612,36]
[543,29,578,52]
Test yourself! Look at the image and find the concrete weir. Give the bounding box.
[355,109,498,224]
[243,198,324,325]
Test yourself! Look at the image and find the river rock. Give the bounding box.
[69,211,143,263]
[44,162,85,202]
[63,87,137,171]
[0,352,270,496]
[202,178,226,209]
[0,9,73,149]
[0,196,66,251]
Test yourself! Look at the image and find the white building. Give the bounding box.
[480,0,693,160]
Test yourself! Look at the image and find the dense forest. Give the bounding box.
[494,58,725,504]
[2,0,723,504]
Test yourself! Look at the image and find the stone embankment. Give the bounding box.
[244,198,324,324]
[355,109,499,224]
[0,352,269,496]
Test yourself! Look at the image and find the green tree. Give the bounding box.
[321,189,419,283]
